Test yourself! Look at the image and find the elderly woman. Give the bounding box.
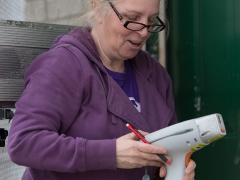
[8,0,196,180]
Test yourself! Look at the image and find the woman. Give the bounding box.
[8,0,196,179]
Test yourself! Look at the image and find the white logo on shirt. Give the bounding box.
[129,97,141,112]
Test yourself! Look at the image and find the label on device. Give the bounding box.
[191,143,207,152]
[208,135,224,143]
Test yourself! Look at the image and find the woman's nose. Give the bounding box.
[137,27,150,38]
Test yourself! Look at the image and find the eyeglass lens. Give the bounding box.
[126,20,164,32]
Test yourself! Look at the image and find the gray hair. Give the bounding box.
[75,0,168,34]
[75,0,121,28]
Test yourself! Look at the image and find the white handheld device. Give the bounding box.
[145,113,226,180]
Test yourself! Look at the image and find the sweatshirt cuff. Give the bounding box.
[85,139,116,171]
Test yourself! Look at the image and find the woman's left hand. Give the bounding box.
[159,159,196,180]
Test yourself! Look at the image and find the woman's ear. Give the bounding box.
[92,1,97,10]
[92,1,103,24]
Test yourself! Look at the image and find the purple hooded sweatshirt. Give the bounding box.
[7,28,177,180]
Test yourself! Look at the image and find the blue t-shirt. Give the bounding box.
[105,60,141,112]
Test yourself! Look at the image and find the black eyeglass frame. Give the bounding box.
[109,2,166,33]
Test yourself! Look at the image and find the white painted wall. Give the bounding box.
[0,0,84,25]
[0,0,26,20]
[24,0,84,25]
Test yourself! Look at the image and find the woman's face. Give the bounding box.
[94,0,160,61]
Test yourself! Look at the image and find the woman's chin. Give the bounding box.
[120,51,140,60]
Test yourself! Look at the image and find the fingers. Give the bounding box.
[183,159,196,180]
[159,165,167,178]
[128,131,167,155]
[116,133,171,169]
[189,159,196,169]
[138,130,149,136]
[120,152,165,168]
[116,143,166,168]
[185,159,196,174]
[131,131,172,165]
[136,141,171,164]
[159,159,196,180]
[127,132,142,141]
[133,149,170,167]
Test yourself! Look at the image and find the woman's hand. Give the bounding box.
[158,159,196,180]
[116,132,170,169]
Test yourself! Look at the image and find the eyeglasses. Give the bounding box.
[109,2,166,33]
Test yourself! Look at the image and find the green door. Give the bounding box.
[168,0,240,179]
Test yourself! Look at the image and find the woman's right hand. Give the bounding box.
[116,132,171,169]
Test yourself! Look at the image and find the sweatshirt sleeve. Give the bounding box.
[7,46,116,172]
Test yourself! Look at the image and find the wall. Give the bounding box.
[0,0,26,20]
[0,0,83,25]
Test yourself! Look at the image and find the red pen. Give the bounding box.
[126,123,171,165]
